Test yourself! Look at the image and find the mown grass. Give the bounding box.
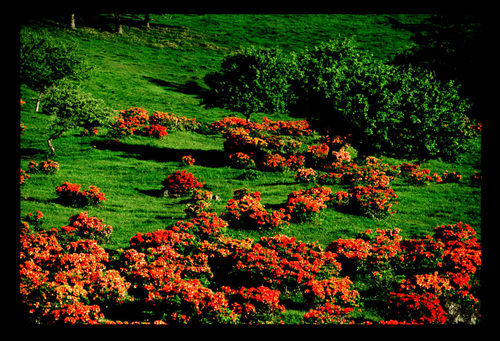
[20,14,481,322]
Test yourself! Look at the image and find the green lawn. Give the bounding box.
[20,13,481,252]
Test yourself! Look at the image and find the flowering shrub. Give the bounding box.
[338,184,398,219]
[110,107,150,136]
[161,170,204,197]
[28,159,60,174]
[62,212,113,244]
[181,155,195,166]
[55,182,107,207]
[184,189,213,218]
[221,285,285,324]
[399,162,443,185]
[295,167,317,183]
[20,218,130,325]
[223,188,289,230]
[150,111,200,132]
[228,152,256,169]
[441,170,462,183]
[284,186,332,223]
[260,153,288,172]
[21,210,45,232]
[144,124,168,138]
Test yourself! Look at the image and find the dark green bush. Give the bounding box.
[204,39,475,161]
[203,46,297,121]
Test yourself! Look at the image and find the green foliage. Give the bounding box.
[20,30,91,95]
[40,82,114,154]
[206,38,475,161]
[203,46,297,121]
[42,82,113,131]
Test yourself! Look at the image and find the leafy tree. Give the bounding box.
[391,14,483,119]
[40,82,114,156]
[20,30,91,111]
[291,39,474,161]
[203,46,297,121]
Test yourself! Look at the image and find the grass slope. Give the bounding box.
[20,14,481,250]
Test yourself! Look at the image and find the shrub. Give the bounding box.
[181,155,195,166]
[63,212,113,244]
[221,285,285,324]
[295,167,317,183]
[161,170,204,197]
[28,159,60,174]
[55,182,106,208]
[284,186,332,223]
[150,111,200,132]
[204,46,297,121]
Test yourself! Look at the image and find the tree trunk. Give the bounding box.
[115,13,123,34]
[47,130,64,156]
[70,13,76,30]
[35,92,43,112]
[144,13,151,29]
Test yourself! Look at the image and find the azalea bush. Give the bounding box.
[28,159,60,175]
[161,170,204,197]
[62,212,113,244]
[284,186,332,223]
[55,182,106,208]
[223,188,289,230]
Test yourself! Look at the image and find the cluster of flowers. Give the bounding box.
[110,108,198,139]
[150,111,200,132]
[184,189,213,218]
[326,222,481,324]
[28,159,60,175]
[399,162,443,185]
[55,182,107,208]
[20,169,30,186]
[295,167,317,183]
[20,206,480,325]
[20,212,128,324]
[326,157,399,219]
[223,188,290,230]
[181,155,195,166]
[161,170,205,197]
[61,212,113,244]
[210,116,312,136]
[284,186,333,223]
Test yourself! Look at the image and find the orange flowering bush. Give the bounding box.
[28,159,60,174]
[55,182,106,208]
[284,186,332,223]
[181,154,195,166]
[224,188,289,230]
[161,170,204,196]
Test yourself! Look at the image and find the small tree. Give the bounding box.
[40,82,113,156]
[203,46,297,121]
[20,30,91,111]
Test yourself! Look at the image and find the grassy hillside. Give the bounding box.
[20,13,481,253]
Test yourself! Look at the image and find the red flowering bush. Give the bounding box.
[144,124,168,138]
[20,218,130,325]
[161,170,204,197]
[284,186,332,223]
[184,189,213,218]
[55,182,106,207]
[62,212,113,244]
[228,152,256,169]
[342,184,398,219]
[224,188,289,230]
[110,107,150,136]
[221,285,285,324]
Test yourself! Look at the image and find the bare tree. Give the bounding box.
[70,13,76,29]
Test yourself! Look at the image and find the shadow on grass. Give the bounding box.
[93,139,227,168]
